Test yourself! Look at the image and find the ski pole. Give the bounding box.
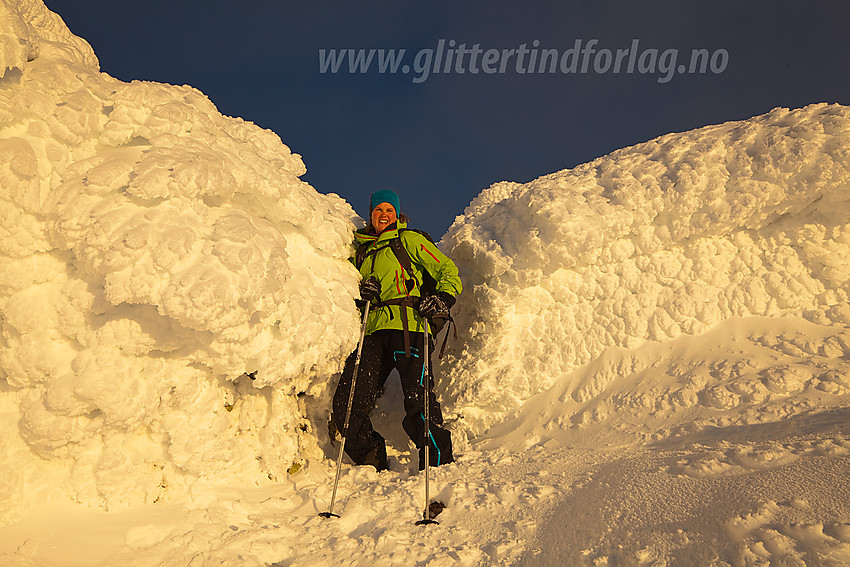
[415,318,438,526]
[320,302,370,519]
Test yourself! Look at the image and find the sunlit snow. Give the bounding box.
[440,101,850,439]
[1,1,849,566]
[0,0,361,524]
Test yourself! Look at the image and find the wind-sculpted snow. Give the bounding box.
[2,2,850,564]
[0,0,360,523]
[439,103,850,438]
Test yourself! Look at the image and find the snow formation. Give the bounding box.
[2,1,850,565]
[0,0,361,524]
[439,102,850,438]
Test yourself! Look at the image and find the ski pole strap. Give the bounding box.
[437,315,457,360]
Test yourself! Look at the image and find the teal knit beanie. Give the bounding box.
[369,189,400,214]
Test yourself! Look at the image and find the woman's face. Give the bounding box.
[370,202,397,234]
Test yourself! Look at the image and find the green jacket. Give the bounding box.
[353,221,462,335]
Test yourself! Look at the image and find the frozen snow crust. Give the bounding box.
[439,102,850,437]
[0,0,360,523]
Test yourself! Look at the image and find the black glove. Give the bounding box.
[359,276,381,302]
[418,291,455,318]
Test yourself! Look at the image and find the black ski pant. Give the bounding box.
[332,328,454,469]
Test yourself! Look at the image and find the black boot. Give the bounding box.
[361,444,389,472]
[418,443,454,470]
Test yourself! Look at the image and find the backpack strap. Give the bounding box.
[390,230,459,359]
[388,232,419,292]
[356,236,416,356]
[356,240,392,271]
[357,229,456,358]
[355,240,372,269]
[373,296,418,357]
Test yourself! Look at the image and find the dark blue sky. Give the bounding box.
[44,0,850,238]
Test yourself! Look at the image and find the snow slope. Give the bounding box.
[2,2,850,566]
[439,102,850,440]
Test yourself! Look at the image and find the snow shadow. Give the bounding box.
[649,406,850,451]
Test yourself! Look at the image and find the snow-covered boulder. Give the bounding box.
[439,103,850,438]
[0,0,360,524]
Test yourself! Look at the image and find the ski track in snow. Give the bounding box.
[2,1,850,566]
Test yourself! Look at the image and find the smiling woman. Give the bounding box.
[369,188,400,234]
[331,188,462,473]
[370,202,397,232]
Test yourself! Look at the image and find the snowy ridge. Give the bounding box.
[439,103,850,438]
[0,0,361,524]
[0,0,97,79]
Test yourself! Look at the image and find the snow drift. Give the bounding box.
[0,0,361,524]
[439,102,850,438]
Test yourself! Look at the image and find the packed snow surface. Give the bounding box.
[2,1,850,566]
